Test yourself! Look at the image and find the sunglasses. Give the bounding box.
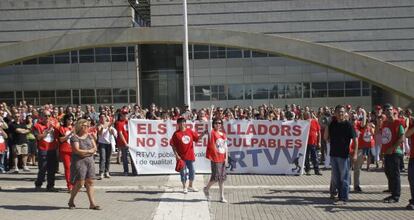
[214,122,222,125]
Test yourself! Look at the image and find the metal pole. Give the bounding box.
[183,0,191,110]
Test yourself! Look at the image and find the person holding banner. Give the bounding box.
[203,118,228,203]
[170,117,207,194]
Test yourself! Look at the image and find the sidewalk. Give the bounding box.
[0,162,412,220]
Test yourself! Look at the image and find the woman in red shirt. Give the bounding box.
[203,118,228,203]
[58,114,74,192]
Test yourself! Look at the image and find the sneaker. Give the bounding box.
[123,172,129,176]
[104,172,111,178]
[315,171,322,176]
[13,168,19,174]
[183,188,188,194]
[98,173,104,180]
[35,186,42,191]
[203,187,210,200]
[383,196,399,203]
[305,171,311,176]
[354,186,362,192]
[406,204,414,210]
[23,166,30,172]
[329,194,336,200]
[333,200,346,205]
[0,170,5,174]
[220,197,228,203]
[188,187,199,192]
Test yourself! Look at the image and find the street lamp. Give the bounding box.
[183,0,191,110]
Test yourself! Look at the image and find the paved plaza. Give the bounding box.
[0,161,412,220]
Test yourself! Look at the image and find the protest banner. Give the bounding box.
[128,119,309,175]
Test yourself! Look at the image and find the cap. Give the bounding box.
[175,159,185,172]
[346,104,352,109]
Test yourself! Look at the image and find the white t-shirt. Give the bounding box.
[98,127,113,144]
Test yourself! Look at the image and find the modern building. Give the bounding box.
[0,0,413,109]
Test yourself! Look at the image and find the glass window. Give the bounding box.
[210,46,226,59]
[38,55,54,64]
[303,82,310,98]
[95,48,111,62]
[226,47,242,58]
[81,89,95,104]
[328,81,344,97]
[312,82,327,98]
[243,50,251,58]
[211,85,227,100]
[128,46,135,62]
[362,81,370,96]
[16,91,23,104]
[39,90,55,105]
[245,85,252,100]
[285,83,302,98]
[24,91,39,105]
[22,58,38,65]
[112,47,127,62]
[268,53,279,57]
[188,44,193,60]
[252,84,270,99]
[228,84,244,100]
[0,91,14,105]
[252,51,268,58]
[72,89,80,105]
[113,88,128,103]
[190,86,194,101]
[129,89,136,103]
[55,52,70,64]
[193,45,209,59]
[71,51,78,63]
[194,85,210,101]
[269,84,279,99]
[345,81,361,97]
[79,49,94,63]
[56,90,71,105]
[96,88,112,104]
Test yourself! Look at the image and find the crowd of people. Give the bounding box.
[0,101,413,209]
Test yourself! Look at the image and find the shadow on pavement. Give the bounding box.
[234,195,333,206]
[0,205,64,211]
[318,205,408,213]
[106,190,165,194]
[118,197,206,203]
[267,189,383,195]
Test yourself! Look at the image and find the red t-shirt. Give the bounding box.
[409,119,414,159]
[381,119,403,155]
[115,119,128,147]
[206,130,227,163]
[0,133,6,153]
[169,128,200,161]
[307,119,320,146]
[58,126,73,153]
[33,122,58,151]
[357,123,374,148]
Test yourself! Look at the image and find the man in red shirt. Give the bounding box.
[115,108,136,176]
[33,111,58,192]
[170,117,207,193]
[405,114,414,209]
[304,111,322,175]
[382,104,404,203]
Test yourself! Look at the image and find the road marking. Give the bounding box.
[152,175,210,220]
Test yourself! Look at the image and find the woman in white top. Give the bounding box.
[97,114,117,180]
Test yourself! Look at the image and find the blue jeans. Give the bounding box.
[0,153,5,172]
[35,150,57,189]
[305,144,320,173]
[121,147,137,175]
[331,156,350,201]
[180,160,195,183]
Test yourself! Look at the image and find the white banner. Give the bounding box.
[128,119,309,175]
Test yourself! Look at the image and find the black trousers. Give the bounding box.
[384,154,401,199]
[35,150,57,189]
[305,145,320,173]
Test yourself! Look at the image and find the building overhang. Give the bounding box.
[0,27,412,99]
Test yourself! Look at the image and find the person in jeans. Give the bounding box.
[170,117,207,194]
[34,111,58,192]
[97,113,117,179]
[324,105,358,205]
[405,118,414,210]
[381,104,404,203]
[115,108,136,176]
[304,111,322,176]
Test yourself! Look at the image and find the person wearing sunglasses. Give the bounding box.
[203,118,228,203]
